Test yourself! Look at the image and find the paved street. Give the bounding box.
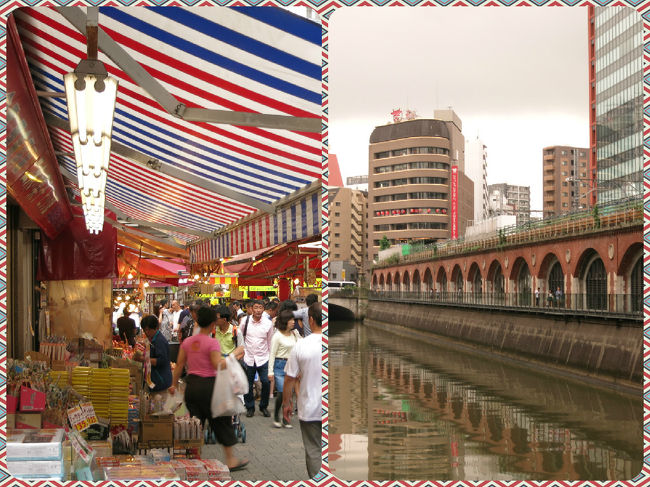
[201,405,310,481]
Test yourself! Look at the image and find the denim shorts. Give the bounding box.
[273,357,288,393]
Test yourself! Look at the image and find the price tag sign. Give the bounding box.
[67,405,89,432]
[67,430,94,464]
[80,401,98,427]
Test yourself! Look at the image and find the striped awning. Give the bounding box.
[10,6,321,255]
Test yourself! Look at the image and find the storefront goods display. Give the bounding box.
[173,417,202,441]
[7,359,49,412]
[169,459,230,481]
[7,428,65,461]
[139,414,174,450]
[103,464,179,480]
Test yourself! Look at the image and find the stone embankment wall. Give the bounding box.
[366,301,642,383]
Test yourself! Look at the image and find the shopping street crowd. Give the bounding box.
[114,294,323,479]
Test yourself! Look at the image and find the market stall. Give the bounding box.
[6,5,322,481]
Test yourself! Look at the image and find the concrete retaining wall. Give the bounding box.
[366,301,643,383]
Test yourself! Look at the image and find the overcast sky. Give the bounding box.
[328,7,589,214]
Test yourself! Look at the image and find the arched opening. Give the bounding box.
[487,260,505,304]
[403,272,411,294]
[394,272,401,293]
[379,274,385,292]
[631,256,642,313]
[512,258,532,306]
[423,268,433,296]
[451,264,463,301]
[586,257,607,310]
[372,274,378,291]
[468,262,482,304]
[618,242,643,314]
[412,269,421,296]
[387,274,392,292]
[436,267,448,298]
[548,261,564,308]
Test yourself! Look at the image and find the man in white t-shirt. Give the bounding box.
[283,301,322,479]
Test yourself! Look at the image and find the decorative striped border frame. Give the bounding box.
[0,3,647,487]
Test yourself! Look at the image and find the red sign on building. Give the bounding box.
[451,166,458,239]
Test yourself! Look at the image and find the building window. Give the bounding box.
[334,244,340,248]
[334,233,340,237]
[334,212,340,216]
[375,151,390,159]
[335,202,341,206]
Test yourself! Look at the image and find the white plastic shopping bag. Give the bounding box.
[227,354,248,395]
[211,363,246,417]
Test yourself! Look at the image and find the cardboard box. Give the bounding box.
[7,413,15,429]
[140,415,173,444]
[15,412,42,429]
[7,395,18,413]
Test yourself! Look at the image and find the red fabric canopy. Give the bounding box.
[117,249,183,286]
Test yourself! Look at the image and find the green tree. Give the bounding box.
[379,235,391,250]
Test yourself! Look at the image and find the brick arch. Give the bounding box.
[486,259,505,294]
[394,271,401,291]
[617,242,643,277]
[386,273,393,291]
[378,273,385,290]
[468,262,483,294]
[403,270,411,292]
[538,252,564,294]
[412,269,421,293]
[423,267,434,292]
[537,252,565,280]
[574,247,608,310]
[451,264,464,292]
[372,273,378,289]
[509,256,531,283]
[436,266,448,292]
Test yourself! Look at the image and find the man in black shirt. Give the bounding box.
[117,308,137,347]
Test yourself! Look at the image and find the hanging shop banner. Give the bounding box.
[190,191,321,264]
[6,16,72,239]
[209,275,238,285]
[451,166,459,240]
[37,206,117,281]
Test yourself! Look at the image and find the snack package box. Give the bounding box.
[7,459,64,479]
[7,429,65,461]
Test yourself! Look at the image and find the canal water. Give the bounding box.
[327,320,643,481]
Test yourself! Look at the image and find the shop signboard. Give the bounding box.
[6,16,72,239]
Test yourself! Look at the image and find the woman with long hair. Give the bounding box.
[268,309,301,428]
[169,306,248,471]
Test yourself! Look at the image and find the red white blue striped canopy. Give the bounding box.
[12,6,321,256]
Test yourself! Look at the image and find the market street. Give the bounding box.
[202,409,310,481]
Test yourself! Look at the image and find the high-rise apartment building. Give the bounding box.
[465,136,489,224]
[367,110,474,262]
[488,183,531,226]
[589,7,643,204]
[329,187,367,283]
[542,146,590,218]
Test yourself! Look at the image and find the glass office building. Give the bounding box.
[591,7,643,204]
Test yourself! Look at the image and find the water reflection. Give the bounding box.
[328,320,642,481]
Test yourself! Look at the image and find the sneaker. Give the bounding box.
[273,421,282,428]
[246,409,255,418]
[283,422,293,429]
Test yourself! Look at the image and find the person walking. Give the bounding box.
[169,306,248,472]
[283,302,322,479]
[535,287,540,307]
[214,305,238,357]
[269,310,301,428]
[241,300,274,418]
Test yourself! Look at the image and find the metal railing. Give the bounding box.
[373,198,642,269]
[364,290,642,318]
